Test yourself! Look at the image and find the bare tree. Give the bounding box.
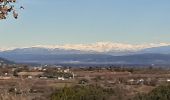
[0,0,22,20]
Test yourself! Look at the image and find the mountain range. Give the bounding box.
[0,57,14,64]
[0,42,170,65]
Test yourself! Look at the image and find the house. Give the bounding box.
[28,76,32,79]
[33,67,43,71]
[58,77,65,80]
[167,79,170,82]
[127,79,136,85]
[39,76,47,79]
[64,69,70,73]
[137,79,144,84]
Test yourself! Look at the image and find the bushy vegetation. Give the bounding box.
[44,71,73,78]
[134,85,170,100]
[51,85,115,100]
[52,84,170,100]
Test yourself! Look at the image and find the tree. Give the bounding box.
[0,0,21,20]
[134,85,170,100]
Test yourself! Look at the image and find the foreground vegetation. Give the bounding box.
[51,85,115,100]
[134,85,170,100]
[51,84,170,100]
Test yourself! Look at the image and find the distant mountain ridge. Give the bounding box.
[1,44,170,55]
[0,44,170,64]
[1,53,170,65]
[138,46,170,54]
[0,57,14,64]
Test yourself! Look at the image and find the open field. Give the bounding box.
[0,65,168,100]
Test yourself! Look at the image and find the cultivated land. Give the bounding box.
[0,64,170,100]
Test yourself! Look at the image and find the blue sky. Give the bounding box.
[0,0,170,47]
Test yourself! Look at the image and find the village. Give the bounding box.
[0,62,170,99]
[1,63,170,86]
[0,63,169,84]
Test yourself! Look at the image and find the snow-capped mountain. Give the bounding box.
[32,42,170,52]
[1,42,170,64]
[1,42,170,53]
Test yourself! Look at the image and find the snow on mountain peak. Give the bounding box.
[0,42,170,52]
[32,42,170,52]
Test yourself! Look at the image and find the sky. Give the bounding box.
[0,0,170,48]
